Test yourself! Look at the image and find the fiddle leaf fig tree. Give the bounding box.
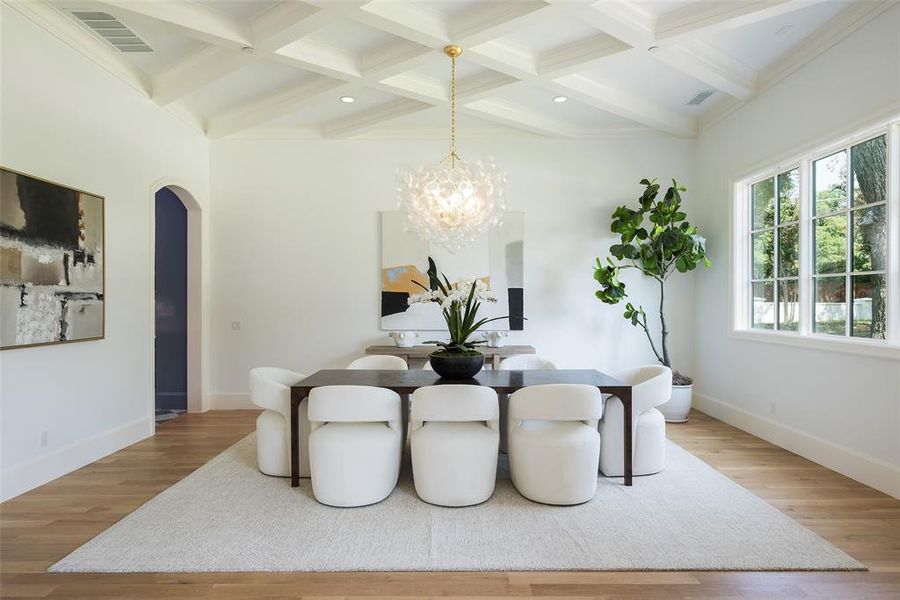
[594,178,710,385]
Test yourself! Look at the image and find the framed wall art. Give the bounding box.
[0,168,104,349]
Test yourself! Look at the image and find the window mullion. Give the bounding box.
[846,143,853,337]
[798,158,812,335]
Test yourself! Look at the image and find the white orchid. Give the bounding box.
[410,257,518,354]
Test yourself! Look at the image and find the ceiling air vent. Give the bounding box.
[71,11,153,53]
[686,90,715,106]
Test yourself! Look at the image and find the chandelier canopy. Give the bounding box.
[396,45,507,253]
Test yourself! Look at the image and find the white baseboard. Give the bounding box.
[693,392,900,500]
[210,393,255,410]
[0,416,153,502]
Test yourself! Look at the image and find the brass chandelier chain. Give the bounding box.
[444,45,462,168]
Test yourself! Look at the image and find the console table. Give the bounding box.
[365,344,536,369]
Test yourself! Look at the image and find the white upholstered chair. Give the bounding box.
[498,355,557,370]
[347,355,408,370]
[599,365,672,477]
[508,384,603,505]
[307,385,402,507]
[497,355,557,452]
[249,367,309,478]
[410,385,499,506]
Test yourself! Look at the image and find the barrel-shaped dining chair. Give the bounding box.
[599,365,672,477]
[497,355,557,452]
[508,384,603,505]
[498,355,557,370]
[410,385,499,507]
[347,355,408,370]
[249,367,308,478]
[307,385,403,507]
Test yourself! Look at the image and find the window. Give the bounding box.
[734,118,898,353]
[812,136,888,338]
[750,169,799,331]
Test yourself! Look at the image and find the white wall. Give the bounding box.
[0,6,210,501]
[208,137,695,402]
[692,6,900,498]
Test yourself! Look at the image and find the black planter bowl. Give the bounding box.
[428,351,485,379]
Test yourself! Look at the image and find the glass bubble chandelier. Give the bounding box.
[396,45,507,253]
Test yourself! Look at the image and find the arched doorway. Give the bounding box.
[154,188,187,421]
[150,181,206,426]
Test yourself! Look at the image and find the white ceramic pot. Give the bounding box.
[484,331,508,348]
[659,384,692,423]
[389,331,417,348]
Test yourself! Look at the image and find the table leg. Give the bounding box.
[290,394,300,488]
[493,355,500,369]
[621,387,633,486]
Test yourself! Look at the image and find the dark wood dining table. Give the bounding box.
[290,369,634,487]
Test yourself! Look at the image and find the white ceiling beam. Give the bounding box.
[537,34,631,77]
[374,72,539,134]
[551,74,697,137]
[204,0,558,139]
[553,0,655,48]
[362,40,433,75]
[152,46,254,106]
[461,99,581,138]
[655,0,823,42]
[654,40,758,100]
[203,32,437,137]
[322,98,430,138]
[149,2,331,106]
[377,71,520,105]
[456,72,523,103]
[339,1,698,136]
[554,1,760,100]
[466,41,536,79]
[97,0,253,49]
[206,76,345,138]
[351,1,450,48]
[376,72,447,104]
[5,0,151,95]
[250,1,326,53]
[274,39,362,79]
[450,1,553,46]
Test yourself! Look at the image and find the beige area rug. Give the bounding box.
[50,434,863,572]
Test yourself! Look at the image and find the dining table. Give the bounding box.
[289,369,634,487]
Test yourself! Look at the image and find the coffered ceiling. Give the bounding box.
[8,0,895,138]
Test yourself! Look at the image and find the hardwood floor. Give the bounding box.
[1,410,898,599]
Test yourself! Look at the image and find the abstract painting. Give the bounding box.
[381,211,523,331]
[0,168,104,349]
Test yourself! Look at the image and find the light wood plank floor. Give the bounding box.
[1,410,898,599]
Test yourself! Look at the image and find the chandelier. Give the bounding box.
[396,45,507,253]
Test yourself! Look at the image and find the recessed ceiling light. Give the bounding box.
[647,45,659,53]
[340,96,355,103]
[775,25,793,36]
[552,95,568,103]
[241,46,254,54]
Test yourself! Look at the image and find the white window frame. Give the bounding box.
[731,115,900,359]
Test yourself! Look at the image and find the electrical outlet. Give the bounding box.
[769,402,777,416]
[231,320,242,331]
[40,430,48,448]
